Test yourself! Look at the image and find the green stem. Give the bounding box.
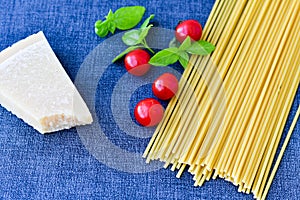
[142,39,154,54]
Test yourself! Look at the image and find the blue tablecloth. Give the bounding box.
[0,0,299,199]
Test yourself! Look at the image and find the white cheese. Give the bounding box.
[0,31,93,134]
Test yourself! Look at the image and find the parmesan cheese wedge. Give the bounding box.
[0,31,93,134]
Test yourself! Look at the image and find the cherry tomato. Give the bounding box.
[134,98,164,127]
[175,19,202,43]
[152,73,179,100]
[124,49,151,76]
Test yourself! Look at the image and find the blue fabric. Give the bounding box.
[0,0,299,199]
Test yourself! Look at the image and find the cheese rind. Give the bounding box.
[0,31,93,134]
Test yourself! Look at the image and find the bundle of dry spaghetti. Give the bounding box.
[143,0,300,199]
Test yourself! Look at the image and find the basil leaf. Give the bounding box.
[106,9,114,20]
[179,36,192,51]
[112,45,143,63]
[122,30,140,46]
[95,20,103,28]
[114,6,146,30]
[197,40,216,53]
[178,51,189,69]
[141,14,155,29]
[95,20,109,37]
[186,40,216,55]
[138,24,153,43]
[108,22,116,34]
[169,37,180,48]
[149,47,179,66]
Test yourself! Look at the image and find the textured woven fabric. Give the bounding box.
[0,0,299,199]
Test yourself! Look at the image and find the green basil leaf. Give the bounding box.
[186,40,216,55]
[178,51,189,69]
[114,6,146,30]
[112,45,143,63]
[138,24,153,43]
[179,36,192,51]
[108,22,116,34]
[106,9,114,20]
[95,20,109,37]
[149,47,179,66]
[122,30,140,46]
[95,20,103,28]
[140,14,155,29]
[169,37,180,48]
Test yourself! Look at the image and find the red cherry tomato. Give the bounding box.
[152,73,179,100]
[124,49,151,76]
[134,98,164,127]
[175,19,202,43]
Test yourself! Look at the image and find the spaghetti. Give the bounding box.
[144,0,300,199]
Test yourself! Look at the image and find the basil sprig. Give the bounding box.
[95,6,146,37]
[149,37,215,69]
[103,8,216,68]
[112,15,155,62]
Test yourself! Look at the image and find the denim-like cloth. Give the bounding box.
[0,0,299,199]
